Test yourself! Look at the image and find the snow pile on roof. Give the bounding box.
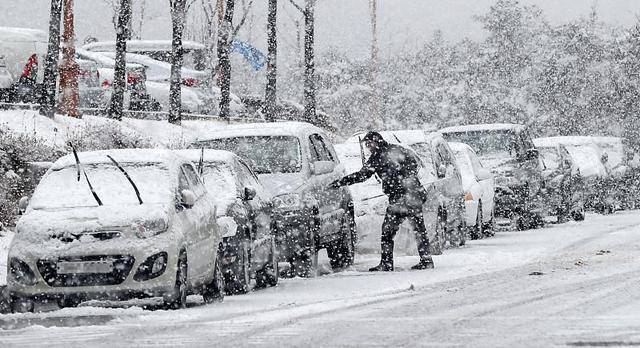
[83,40,206,52]
[440,123,525,134]
[196,121,322,141]
[345,129,429,145]
[0,26,47,42]
[51,148,183,170]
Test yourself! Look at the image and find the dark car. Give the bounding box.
[176,149,278,294]
[191,122,355,278]
[534,138,586,222]
[440,124,546,230]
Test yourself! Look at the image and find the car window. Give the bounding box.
[437,143,454,166]
[309,134,334,162]
[181,164,205,198]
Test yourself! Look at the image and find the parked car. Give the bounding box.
[75,58,105,108]
[346,129,466,251]
[448,142,496,239]
[440,124,546,230]
[174,149,278,294]
[533,136,614,214]
[533,138,586,222]
[7,149,224,312]
[0,27,47,103]
[191,122,355,277]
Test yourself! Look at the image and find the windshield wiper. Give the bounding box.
[107,155,143,205]
[70,144,103,206]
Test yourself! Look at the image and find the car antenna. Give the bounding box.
[107,155,143,205]
[70,143,103,206]
[198,147,204,176]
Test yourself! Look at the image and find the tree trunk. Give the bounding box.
[217,0,235,119]
[108,0,131,120]
[303,0,316,123]
[169,0,187,125]
[39,0,63,118]
[264,0,277,121]
[58,0,80,118]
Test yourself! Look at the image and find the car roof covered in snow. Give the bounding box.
[447,141,474,153]
[51,149,187,170]
[173,149,241,165]
[0,27,47,42]
[83,40,206,52]
[533,136,619,147]
[439,123,525,134]
[346,129,435,145]
[195,121,326,141]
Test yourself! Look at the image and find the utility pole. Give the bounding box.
[264,0,277,121]
[217,0,235,119]
[108,0,131,120]
[39,0,63,118]
[215,0,226,87]
[370,0,381,128]
[58,0,80,118]
[169,0,187,124]
[303,0,316,123]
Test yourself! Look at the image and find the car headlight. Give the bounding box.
[217,216,238,238]
[134,219,168,238]
[273,193,302,209]
[10,258,37,286]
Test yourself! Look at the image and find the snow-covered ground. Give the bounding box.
[1,211,640,346]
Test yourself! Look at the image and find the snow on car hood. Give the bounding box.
[257,173,307,197]
[16,204,170,241]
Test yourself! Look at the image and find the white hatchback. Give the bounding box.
[7,149,223,312]
[449,142,496,239]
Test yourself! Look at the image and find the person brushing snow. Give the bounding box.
[329,131,435,271]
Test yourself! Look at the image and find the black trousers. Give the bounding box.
[380,204,431,265]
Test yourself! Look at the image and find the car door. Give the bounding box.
[468,148,495,221]
[181,163,217,281]
[308,133,345,237]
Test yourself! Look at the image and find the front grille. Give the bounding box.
[51,231,122,243]
[37,255,135,287]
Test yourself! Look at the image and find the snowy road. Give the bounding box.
[2,212,640,347]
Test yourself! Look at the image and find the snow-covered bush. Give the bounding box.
[65,121,153,152]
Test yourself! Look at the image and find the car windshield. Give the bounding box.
[539,147,560,170]
[30,163,172,210]
[200,162,236,196]
[193,136,302,174]
[443,130,518,159]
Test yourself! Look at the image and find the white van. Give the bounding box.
[0,27,47,102]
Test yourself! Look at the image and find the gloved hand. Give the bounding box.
[328,180,341,189]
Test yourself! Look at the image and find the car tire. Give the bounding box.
[164,252,188,310]
[429,211,445,255]
[469,204,484,240]
[224,240,250,295]
[327,210,356,270]
[203,250,225,303]
[256,236,279,288]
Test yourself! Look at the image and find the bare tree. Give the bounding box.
[264,0,277,121]
[217,0,235,119]
[303,0,316,122]
[108,0,131,120]
[169,0,187,124]
[39,0,63,118]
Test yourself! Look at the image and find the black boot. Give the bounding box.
[411,256,434,270]
[369,262,394,272]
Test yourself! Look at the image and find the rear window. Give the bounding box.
[443,130,519,159]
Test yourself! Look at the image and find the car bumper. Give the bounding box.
[7,234,181,300]
[272,209,315,260]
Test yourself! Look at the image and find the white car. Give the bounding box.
[7,149,224,312]
[449,142,495,239]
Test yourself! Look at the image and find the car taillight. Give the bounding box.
[182,77,199,87]
[21,54,38,79]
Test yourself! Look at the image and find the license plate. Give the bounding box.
[57,261,113,274]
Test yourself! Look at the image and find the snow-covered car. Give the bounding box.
[440,124,546,230]
[448,142,496,239]
[0,27,47,103]
[7,149,224,312]
[174,149,278,294]
[533,138,586,221]
[191,122,355,277]
[75,58,105,109]
[345,129,466,251]
[533,136,615,214]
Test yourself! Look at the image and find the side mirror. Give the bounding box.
[18,196,29,215]
[310,161,335,176]
[244,186,257,201]
[179,189,196,209]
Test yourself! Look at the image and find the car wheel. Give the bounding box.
[327,210,356,270]
[469,204,483,240]
[429,212,445,255]
[203,249,225,303]
[571,205,586,221]
[256,236,279,288]
[164,252,188,310]
[224,240,250,295]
